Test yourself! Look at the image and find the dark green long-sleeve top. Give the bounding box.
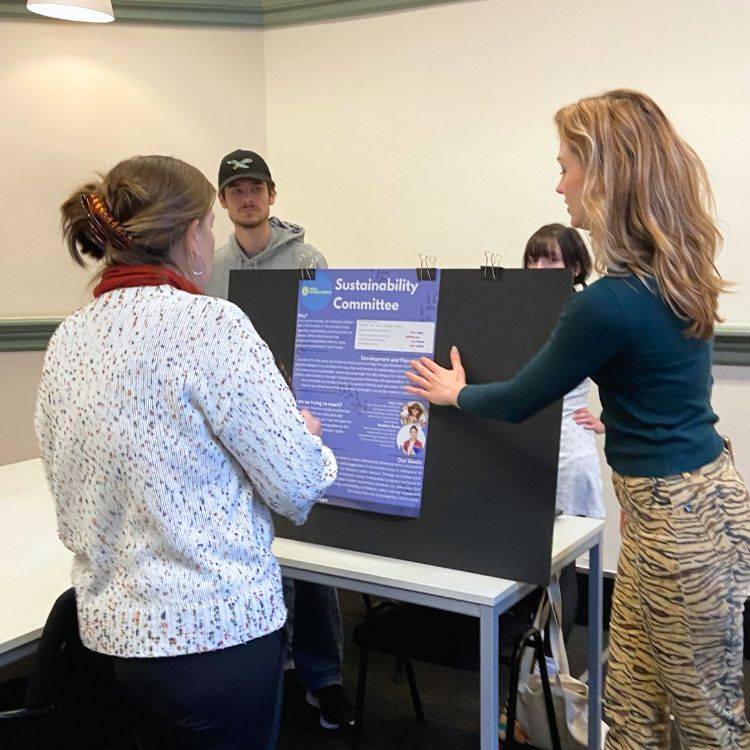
[457,274,723,478]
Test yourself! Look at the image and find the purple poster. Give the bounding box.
[293,269,440,517]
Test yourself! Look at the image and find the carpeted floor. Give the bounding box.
[277,589,749,750]
[1,587,745,749]
[277,588,596,750]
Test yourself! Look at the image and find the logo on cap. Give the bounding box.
[227,158,253,170]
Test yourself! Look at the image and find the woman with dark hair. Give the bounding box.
[522,224,604,519]
[407,90,750,749]
[36,155,337,749]
[523,223,592,287]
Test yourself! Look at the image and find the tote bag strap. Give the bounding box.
[548,573,591,747]
[546,573,571,676]
[518,586,552,681]
[519,575,574,684]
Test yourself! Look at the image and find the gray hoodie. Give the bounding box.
[205,216,328,299]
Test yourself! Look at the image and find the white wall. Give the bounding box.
[587,367,750,573]
[264,0,750,325]
[263,0,750,570]
[3,0,750,579]
[0,351,45,466]
[0,18,267,318]
[0,17,267,466]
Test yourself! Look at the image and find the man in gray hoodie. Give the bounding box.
[207,150,352,730]
[205,149,327,298]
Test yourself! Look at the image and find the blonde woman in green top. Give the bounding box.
[407,90,750,750]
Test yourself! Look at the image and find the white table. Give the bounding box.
[0,459,72,659]
[1,458,604,749]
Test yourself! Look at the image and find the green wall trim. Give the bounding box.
[260,0,460,27]
[0,0,263,26]
[0,0,459,27]
[113,1,264,27]
[0,319,61,353]
[2,318,749,364]
[714,327,750,367]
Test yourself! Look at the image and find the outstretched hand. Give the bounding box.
[405,346,467,407]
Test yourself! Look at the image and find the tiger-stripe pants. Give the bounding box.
[605,450,750,750]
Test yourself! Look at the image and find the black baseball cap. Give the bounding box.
[218,149,273,192]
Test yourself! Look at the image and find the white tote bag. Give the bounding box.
[515,575,591,750]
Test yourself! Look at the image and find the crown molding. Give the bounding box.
[0,0,459,27]
[1,0,261,26]
[260,0,459,27]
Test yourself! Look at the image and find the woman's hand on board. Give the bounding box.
[572,407,605,435]
[405,346,466,407]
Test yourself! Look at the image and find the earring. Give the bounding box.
[189,252,205,277]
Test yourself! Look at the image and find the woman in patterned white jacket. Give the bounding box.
[35,154,337,750]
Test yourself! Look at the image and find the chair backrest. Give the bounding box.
[0,588,136,749]
[24,588,79,709]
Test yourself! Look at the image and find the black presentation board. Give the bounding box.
[229,268,572,586]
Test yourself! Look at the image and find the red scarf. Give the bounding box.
[93,264,202,298]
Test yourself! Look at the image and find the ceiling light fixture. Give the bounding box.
[26,1,115,23]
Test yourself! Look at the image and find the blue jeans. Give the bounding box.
[283,578,344,692]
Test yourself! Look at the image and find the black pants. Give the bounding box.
[90,628,284,750]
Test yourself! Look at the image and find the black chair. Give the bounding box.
[351,599,560,749]
[0,588,136,750]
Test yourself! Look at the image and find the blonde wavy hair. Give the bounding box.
[554,89,725,340]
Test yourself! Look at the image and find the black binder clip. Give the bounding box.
[299,258,316,281]
[416,253,437,281]
[481,251,504,280]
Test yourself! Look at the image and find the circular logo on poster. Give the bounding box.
[300,271,333,311]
